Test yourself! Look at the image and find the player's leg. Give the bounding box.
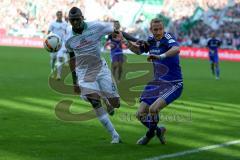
[56,56,64,80]
[215,62,220,79]
[136,101,150,129]
[148,98,167,144]
[136,102,156,145]
[136,80,163,145]
[111,61,118,82]
[148,81,183,144]
[214,57,220,79]
[117,62,123,81]
[98,60,120,115]
[50,52,57,77]
[63,52,69,66]
[56,46,67,80]
[117,55,124,81]
[104,97,120,116]
[86,93,121,143]
[209,56,215,75]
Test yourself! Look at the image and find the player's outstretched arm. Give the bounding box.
[122,31,138,42]
[68,51,80,94]
[127,41,142,55]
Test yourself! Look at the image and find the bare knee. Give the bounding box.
[107,97,120,108]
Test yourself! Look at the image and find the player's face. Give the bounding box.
[150,22,164,40]
[114,21,120,30]
[211,32,216,38]
[69,17,83,29]
[56,12,63,21]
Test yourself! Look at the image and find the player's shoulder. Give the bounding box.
[147,36,155,43]
[215,38,221,42]
[86,20,104,27]
[89,21,114,29]
[163,32,178,44]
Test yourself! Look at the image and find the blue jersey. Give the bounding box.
[207,38,221,56]
[140,32,182,82]
[107,35,123,58]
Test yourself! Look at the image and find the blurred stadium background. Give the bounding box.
[0,0,240,50]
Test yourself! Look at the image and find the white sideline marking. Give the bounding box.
[144,140,240,160]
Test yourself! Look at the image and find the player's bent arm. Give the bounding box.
[164,46,180,57]
[157,46,180,60]
[127,41,142,55]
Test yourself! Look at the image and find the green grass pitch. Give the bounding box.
[0,46,240,160]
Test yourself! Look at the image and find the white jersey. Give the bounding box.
[65,21,119,98]
[48,21,68,41]
[65,21,113,64]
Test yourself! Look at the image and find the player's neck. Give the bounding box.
[73,22,86,34]
[56,19,62,23]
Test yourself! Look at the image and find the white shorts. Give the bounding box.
[76,59,119,98]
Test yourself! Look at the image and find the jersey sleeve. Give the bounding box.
[164,33,179,48]
[98,21,114,37]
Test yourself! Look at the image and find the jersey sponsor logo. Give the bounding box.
[76,39,94,48]
[150,49,161,54]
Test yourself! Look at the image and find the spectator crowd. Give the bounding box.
[0,0,239,50]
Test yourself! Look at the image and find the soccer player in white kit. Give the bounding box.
[65,7,121,143]
[48,11,68,80]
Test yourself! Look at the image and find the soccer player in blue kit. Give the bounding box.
[207,32,221,80]
[125,18,183,145]
[106,21,124,83]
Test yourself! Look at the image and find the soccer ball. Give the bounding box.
[43,34,62,52]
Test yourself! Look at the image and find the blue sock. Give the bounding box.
[146,114,159,138]
[139,114,160,138]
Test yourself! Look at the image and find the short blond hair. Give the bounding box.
[150,18,164,27]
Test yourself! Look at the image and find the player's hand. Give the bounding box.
[73,85,81,94]
[136,40,145,45]
[147,54,160,62]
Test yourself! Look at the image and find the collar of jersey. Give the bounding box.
[72,22,87,35]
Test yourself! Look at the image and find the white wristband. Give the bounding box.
[159,53,167,59]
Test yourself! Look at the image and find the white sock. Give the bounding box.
[95,107,119,137]
[50,58,56,72]
[56,62,63,78]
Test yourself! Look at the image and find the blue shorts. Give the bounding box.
[209,55,219,63]
[111,54,124,63]
[140,80,183,106]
